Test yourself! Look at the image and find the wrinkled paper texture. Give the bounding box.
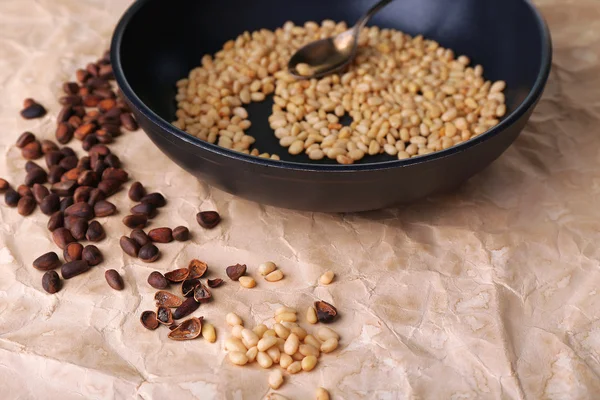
[1,0,599,399]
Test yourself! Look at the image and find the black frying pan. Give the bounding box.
[111,0,551,212]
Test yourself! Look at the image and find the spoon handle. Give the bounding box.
[355,0,395,31]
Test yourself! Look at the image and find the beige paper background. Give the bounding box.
[1,0,599,399]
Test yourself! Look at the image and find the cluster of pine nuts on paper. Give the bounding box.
[173,20,506,164]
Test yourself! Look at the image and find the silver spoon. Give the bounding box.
[288,0,395,79]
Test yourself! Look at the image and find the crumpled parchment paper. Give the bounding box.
[1,0,599,399]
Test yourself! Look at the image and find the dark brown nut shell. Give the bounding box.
[130,202,157,218]
[181,278,200,297]
[73,186,93,204]
[61,260,91,279]
[0,178,9,191]
[140,311,159,330]
[57,105,74,125]
[21,140,43,158]
[128,181,145,201]
[138,243,159,263]
[25,169,47,186]
[59,156,79,171]
[168,323,179,330]
[196,211,221,229]
[74,122,97,141]
[164,268,190,283]
[45,150,64,168]
[120,113,139,131]
[104,154,121,168]
[207,278,224,288]
[33,252,61,271]
[32,183,49,204]
[82,245,103,266]
[65,202,94,220]
[122,214,147,229]
[314,301,338,323]
[42,271,61,294]
[140,192,166,207]
[154,291,183,308]
[157,306,173,325]
[63,242,84,263]
[87,188,105,206]
[69,218,88,241]
[77,170,97,187]
[148,227,172,243]
[101,167,128,182]
[168,317,202,341]
[188,260,208,279]
[63,82,80,95]
[77,156,91,170]
[193,283,212,303]
[48,166,66,184]
[147,271,169,289]
[86,221,105,242]
[94,200,116,217]
[40,193,60,215]
[51,180,77,197]
[17,196,36,216]
[55,122,74,144]
[52,227,75,249]
[17,184,33,198]
[105,269,124,290]
[25,161,44,173]
[173,297,200,320]
[21,101,47,119]
[119,236,140,257]
[226,264,246,281]
[82,134,99,151]
[60,168,80,182]
[47,211,64,231]
[16,131,36,148]
[5,189,20,207]
[88,144,111,157]
[172,226,189,241]
[59,147,76,158]
[97,179,122,196]
[59,196,74,212]
[130,229,150,247]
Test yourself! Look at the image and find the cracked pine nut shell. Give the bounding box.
[238,276,256,288]
[168,317,203,341]
[269,369,284,390]
[226,263,246,281]
[314,301,338,323]
[140,311,159,330]
[319,271,335,285]
[228,351,248,366]
[187,259,208,279]
[201,323,216,343]
[258,261,277,276]
[226,312,243,326]
[154,291,183,308]
[316,388,330,400]
[265,269,284,282]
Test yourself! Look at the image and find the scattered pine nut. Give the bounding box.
[316,387,330,400]
[226,312,243,326]
[263,329,277,337]
[239,276,256,288]
[225,337,248,353]
[284,333,301,355]
[320,338,339,353]
[302,355,317,371]
[291,326,307,340]
[241,328,260,348]
[267,346,281,363]
[274,323,291,339]
[280,353,293,369]
[265,269,284,282]
[231,324,244,339]
[287,361,302,374]
[275,306,296,315]
[257,351,274,368]
[304,335,322,350]
[258,336,279,352]
[269,369,284,389]
[319,271,335,285]
[295,63,314,77]
[307,307,318,324]
[259,261,277,276]
[275,312,297,323]
[292,351,305,361]
[299,343,320,358]
[317,327,340,342]
[229,351,248,366]
[246,346,258,363]
[253,324,269,338]
[201,323,217,343]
